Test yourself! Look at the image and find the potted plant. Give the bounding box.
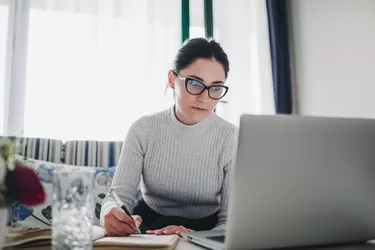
[0,137,46,247]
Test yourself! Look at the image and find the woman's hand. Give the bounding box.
[104,207,142,236]
[146,225,194,235]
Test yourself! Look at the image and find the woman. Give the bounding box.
[100,37,238,236]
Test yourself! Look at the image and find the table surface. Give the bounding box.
[174,239,375,250]
[175,238,205,250]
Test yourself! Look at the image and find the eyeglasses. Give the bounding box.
[173,71,229,100]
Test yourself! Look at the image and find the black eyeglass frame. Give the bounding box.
[173,71,229,100]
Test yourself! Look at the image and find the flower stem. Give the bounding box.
[31,214,51,226]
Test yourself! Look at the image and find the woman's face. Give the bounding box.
[168,58,227,125]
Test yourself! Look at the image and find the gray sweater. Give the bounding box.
[100,107,238,229]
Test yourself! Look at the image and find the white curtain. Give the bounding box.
[213,0,275,125]
[0,0,10,135]
[19,0,181,141]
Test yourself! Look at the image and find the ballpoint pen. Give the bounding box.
[109,188,142,234]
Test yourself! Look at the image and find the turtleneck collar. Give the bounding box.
[167,106,214,133]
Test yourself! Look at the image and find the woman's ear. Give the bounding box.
[168,70,176,89]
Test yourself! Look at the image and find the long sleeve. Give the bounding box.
[213,128,238,230]
[100,117,149,226]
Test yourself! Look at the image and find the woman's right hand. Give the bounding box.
[104,207,142,236]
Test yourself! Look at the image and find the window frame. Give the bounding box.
[181,0,228,112]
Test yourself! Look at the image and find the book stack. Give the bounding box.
[4,226,180,250]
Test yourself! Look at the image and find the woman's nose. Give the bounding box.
[196,89,210,102]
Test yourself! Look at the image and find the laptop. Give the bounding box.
[182,114,375,249]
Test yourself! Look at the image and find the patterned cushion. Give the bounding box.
[8,155,118,232]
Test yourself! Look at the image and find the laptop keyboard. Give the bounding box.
[207,235,225,243]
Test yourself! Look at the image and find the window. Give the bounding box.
[187,0,229,118]
[0,0,9,135]
[212,0,275,125]
[2,0,274,139]
[20,0,181,141]
[189,0,205,39]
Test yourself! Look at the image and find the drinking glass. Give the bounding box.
[52,167,95,250]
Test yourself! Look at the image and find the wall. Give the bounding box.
[290,0,375,118]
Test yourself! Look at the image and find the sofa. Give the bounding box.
[12,137,124,168]
[4,136,139,233]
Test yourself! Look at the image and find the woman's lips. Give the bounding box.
[192,107,207,111]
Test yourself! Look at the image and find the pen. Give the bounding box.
[109,188,142,234]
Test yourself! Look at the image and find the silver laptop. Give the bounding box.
[182,114,375,249]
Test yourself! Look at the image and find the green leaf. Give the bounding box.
[98,193,106,199]
[95,203,101,219]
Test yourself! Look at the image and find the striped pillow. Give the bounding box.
[14,137,63,163]
[63,140,123,168]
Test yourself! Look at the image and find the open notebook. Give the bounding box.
[4,226,180,250]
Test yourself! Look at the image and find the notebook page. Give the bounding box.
[94,234,179,247]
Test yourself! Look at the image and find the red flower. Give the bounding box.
[5,164,46,206]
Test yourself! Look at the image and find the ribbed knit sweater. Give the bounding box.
[100,107,238,229]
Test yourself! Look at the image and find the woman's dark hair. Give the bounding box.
[173,38,229,78]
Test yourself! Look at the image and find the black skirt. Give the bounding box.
[133,199,219,233]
